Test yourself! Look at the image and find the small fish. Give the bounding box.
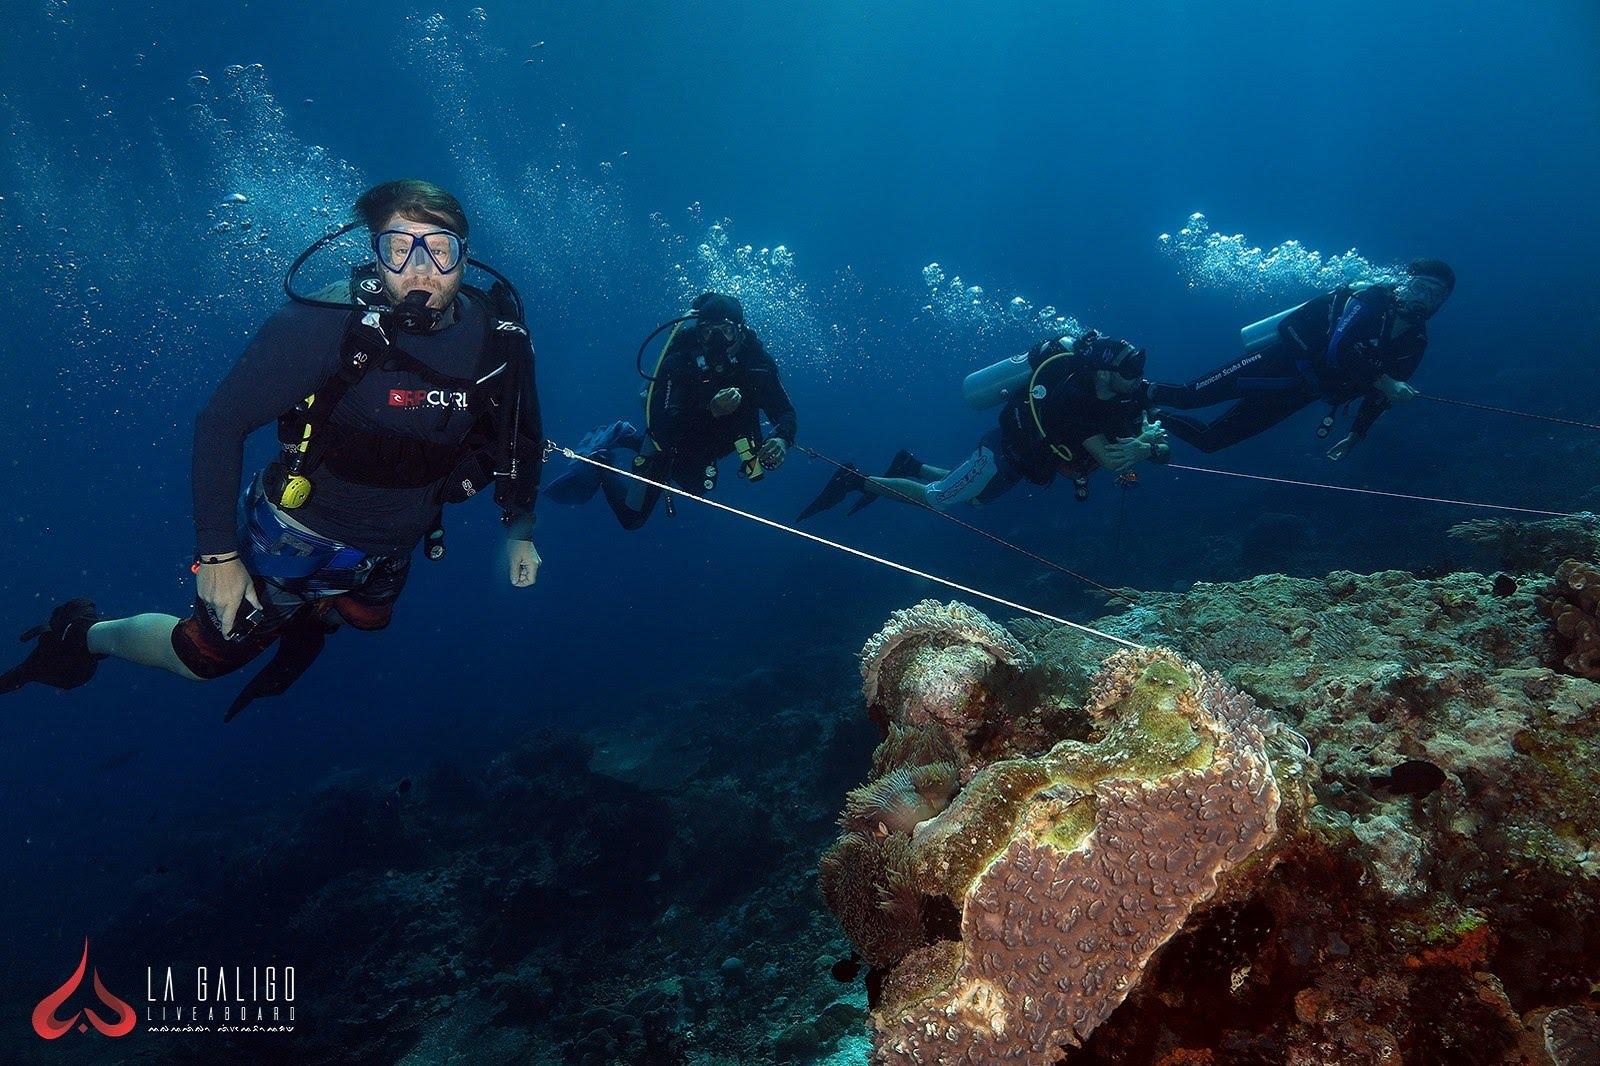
[1492,574,1518,598]
[1370,759,1446,797]
[830,953,861,983]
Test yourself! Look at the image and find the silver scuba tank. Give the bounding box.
[963,352,1035,409]
[1239,301,1307,356]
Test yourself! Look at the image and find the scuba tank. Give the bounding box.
[1239,301,1308,357]
[963,352,1034,410]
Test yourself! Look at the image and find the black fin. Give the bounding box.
[797,464,865,522]
[224,614,334,723]
[845,450,922,515]
[1,599,104,694]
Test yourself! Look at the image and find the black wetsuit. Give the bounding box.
[603,322,797,529]
[1149,284,1426,453]
[192,295,543,558]
[178,293,543,691]
[997,336,1152,486]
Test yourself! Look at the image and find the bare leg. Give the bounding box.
[863,477,935,507]
[88,615,204,680]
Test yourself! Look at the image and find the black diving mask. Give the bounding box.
[1094,340,1146,381]
[700,319,742,353]
[373,229,465,275]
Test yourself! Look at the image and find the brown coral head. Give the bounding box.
[1543,559,1600,679]
[842,763,959,838]
[1083,647,1196,723]
[859,599,1030,711]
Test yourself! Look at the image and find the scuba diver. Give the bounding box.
[1147,259,1454,459]
[2,180,543,721]
[799,331,1169,519]
[545,292,797,530]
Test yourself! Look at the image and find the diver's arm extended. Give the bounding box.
[749,346,797,445]
[496,342,543,543]
[1084,418,1170,474]
[191,304,340,557]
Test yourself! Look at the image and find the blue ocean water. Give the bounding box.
[1,0,1597,1058]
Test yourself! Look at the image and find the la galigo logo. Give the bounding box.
[31,937,136,1040]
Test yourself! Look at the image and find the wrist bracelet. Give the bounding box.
[195,553,239,566]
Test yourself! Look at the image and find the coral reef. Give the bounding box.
[1538,558,1600,679]
[46,516,1600,1066]
[826,607,1301,1063]
[825,517,1600,1063]
[1448,512,1600,573]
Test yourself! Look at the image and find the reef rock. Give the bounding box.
[826,604,1305,1063]
[832,519,1600,1063]
[1539,558,1600,680]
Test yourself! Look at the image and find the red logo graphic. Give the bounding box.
[389,389,425,407]
[32,937,136,1040]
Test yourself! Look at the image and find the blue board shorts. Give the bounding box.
[171,476,412,679]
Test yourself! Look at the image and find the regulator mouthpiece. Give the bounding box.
[395,290,441,330]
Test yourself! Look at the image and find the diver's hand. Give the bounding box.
[1375,375,1418,403]
[1326,433,1361,461]
[1097,420,1168,473]
[1136,418,1169,449]
[197,557,260,636]
[1098,440,1151,474]
[509,539,541,588]
[758,437,787,471]
[709,387,742,417]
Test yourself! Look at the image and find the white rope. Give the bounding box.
[1169,463,1574,518]
[549,442,1145,650]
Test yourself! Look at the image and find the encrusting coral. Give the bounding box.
[827,603,1298,1064]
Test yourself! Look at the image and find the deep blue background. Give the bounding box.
[1,0,1597,972]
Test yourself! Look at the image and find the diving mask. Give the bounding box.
[373,228,465,275]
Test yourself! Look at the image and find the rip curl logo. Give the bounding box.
[388,388,468,410]
[32,937,137,1040]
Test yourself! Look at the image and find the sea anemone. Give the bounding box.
[841,763,959,838]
